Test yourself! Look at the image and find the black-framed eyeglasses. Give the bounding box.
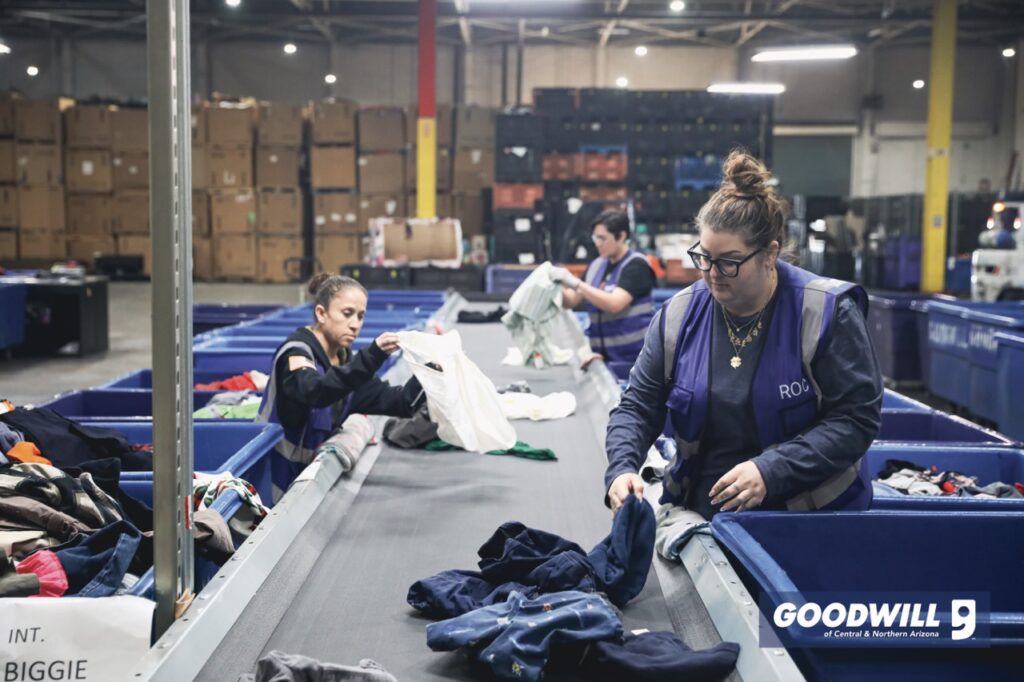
[687,245,762,278]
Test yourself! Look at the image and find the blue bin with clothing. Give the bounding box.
[876,408,1015,446]
[962,304,1024,424]
[867,444,1024,511]
[193,303,283,335]
[97,368,260,390]
[39,389,219,421]
[0,282,27,350]
[995,332,1024,442]
[881,389,930,411]
[712,512,1024,681]
[868,292,951,383]
[96,421,282,505]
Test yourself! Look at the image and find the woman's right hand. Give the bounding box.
[374,332,401,355]
[608,473,645,513]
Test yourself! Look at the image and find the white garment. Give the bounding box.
[398,330,517,453]
[501,262,573,367]
[499,391,577,421]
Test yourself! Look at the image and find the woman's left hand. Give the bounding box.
[710,461,767,512]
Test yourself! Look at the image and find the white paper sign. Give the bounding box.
[0,596,154,681]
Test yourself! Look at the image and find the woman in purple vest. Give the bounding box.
[550,210,657,365]
[604,152,882,519]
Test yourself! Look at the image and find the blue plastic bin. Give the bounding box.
[193,337,376,374]
[867,444,1024,511]
[881,236,922,290]
[911,296,956,394]
[98,368,263,390]
[963,304,1024,423]
[0,282,27,350]
[193,303,283,335]
[995,332,1024,442]
[94,420,282,505]
[946,255,972,294]
[868,293,934,382]
[712,512,1024,681]
[39,389,218,421]
[485,265,536,294]
[927,301,977,406]
[877,409,1015,446]
[881,389,931,411]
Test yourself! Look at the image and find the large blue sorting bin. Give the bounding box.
[712,512,1024,681]
[39,389,218,421]
[927,301,978,407]
[881,389,930,411]
[867,444,1024,511]
[201,321,417,340]
[882,236,922,290]
[911,296,953,394]
[0,282,27,350]
[963,304,1024,424]
[868,293,942,383]
[193,303,283,335]
[96,421,282,504]
[995,332,1024,442]
[98,368,259,390]
[877,409,1014,446]
[193,336,377,374]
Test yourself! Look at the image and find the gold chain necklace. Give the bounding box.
[720,269,777,369]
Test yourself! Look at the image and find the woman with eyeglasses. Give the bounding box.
[604,151,882,520]
[549,210,657,365]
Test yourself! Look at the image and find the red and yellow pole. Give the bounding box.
[417,0,437,217]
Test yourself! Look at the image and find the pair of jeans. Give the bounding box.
[54,519,141,597]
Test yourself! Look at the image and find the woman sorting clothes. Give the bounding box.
[551,210,657,365]
[258,273,425,495]
[604,151,882,520]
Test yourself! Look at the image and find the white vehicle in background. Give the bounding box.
[972,194,1024,301]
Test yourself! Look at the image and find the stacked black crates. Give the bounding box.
[493,110,546,264]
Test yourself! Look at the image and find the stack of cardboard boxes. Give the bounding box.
[0,95,18,259]
[405,104,454,218]
[204,104,257,280]
[108,107,151,273]
[452,106,497,262]
[64,104,115,268]
[255,103,304,282]
[357,107,407,230]
[309,100,362,272]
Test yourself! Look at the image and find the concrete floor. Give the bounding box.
[0,282,305,405]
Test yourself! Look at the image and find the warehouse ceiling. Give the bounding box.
[1,0,1022,49]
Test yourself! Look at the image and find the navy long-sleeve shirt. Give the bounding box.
[604,295,883,512]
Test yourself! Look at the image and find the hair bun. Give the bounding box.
[721,150,771,199]
[307,272,331,296]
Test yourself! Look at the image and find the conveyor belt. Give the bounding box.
[196,306,689,680]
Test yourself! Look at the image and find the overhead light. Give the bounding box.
[26,65,38,77]
[707,82,786,94]
[324,73,337,84]
[635,45,648,57]
[283,43,297,55]
[0,43,10,55]
[913,79,925,89]
[752,45,857,62]
[615,76,629,88]
[225,0,241,7]
[541,26,550,37]
[669,1,685,12]
[994,201,1006,213]
[1003,47,1016,58]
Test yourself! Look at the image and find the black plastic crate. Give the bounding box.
[577,119,630,147]
[579,88,630,118]
[667,121,700,155]
[493,208,540,237]
[496,113,545,147]
[628,122,672,155]
[628,156,673,189]
[495,146,544,183]
[410,266,485,292]
[628,90,675,122]
[543,115,579,152]
[632,189,671,221]
[533,88,577,115]
[669,188,713,221]
[671,91,716,120]
[340,265,411,290]
[544,181,580,201]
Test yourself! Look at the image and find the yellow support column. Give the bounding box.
[417,117,437,217]
[921,0,957,292]
[416,0,437,218]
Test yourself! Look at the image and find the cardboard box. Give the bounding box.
[357,108,406,152]
[213,234,257,279]
[358,153,405,195]
[258,103,304,147]
[192,144,207,190]
[373,217,462,264]
[210,188,257,235]
[66,105,115,148]
[257,235,304,282]
[310,146,356,189]
[311,100,357,145]
[111,190,150,234]
[452,148,494,193]
[407,147,452,192]
[16,143,63,186]
[14,99,67,143]
[358,194,406,230]
[256,147,300,187]
[315,234,363,270]
[191,105,207,146]
[0,230,16,260]
[66,149,114,193]
[452,193,485,237]
[19,229,67,260]
[18,186,66,230]
[67,194,112,235]
[455,106,497,148]
[0,187,16,227]
[405,104,453,149]
[193,236,213,281]
[313,192,359,234]
[67,234,116,266]
[192,190,210,236]
[112,152,149,189]
[205,106,254,148]
[208,147,253,188]
[0,94,15,137]
[257,189,303,235]
[0,140,14,184]
[111,108,149,153]
[116,234,151,275]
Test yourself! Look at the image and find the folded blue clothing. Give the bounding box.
[580,630,740,681]
[426,590,622,682]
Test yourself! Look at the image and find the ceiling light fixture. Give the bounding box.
[324,74,337,84]
[707,82,785,95]
[225,0,241,7]
[1002,47,1016,58]
[26,65,38,77]
[0,43,10,55]
[669,1,685,12]
[635,45,648,57]
[615,76,629,88]
[752,45,857,62]
[283,43,297,55]
[913,79,925,89]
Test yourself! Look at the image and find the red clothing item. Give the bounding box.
[16,550,68,598]
[195,372,258,392]
[6,442,51,466]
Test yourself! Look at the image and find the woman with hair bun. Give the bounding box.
[257,273,425,493]
[604,151,882,520]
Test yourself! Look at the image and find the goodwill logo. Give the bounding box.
[759,593,990,648]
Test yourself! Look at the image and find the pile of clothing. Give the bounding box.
[874,458,1024,499]
[194,391,262,420]
[195,370,268,393]
[409,496,739,681]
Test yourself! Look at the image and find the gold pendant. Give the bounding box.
[730,355,742,369]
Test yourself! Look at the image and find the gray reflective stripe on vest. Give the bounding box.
[801,277,848,410]
[600,327,648,348]
[662,289,694,384]
[589,300,655,323]
[257,340,319,465]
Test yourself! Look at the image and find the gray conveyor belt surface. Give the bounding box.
[197,310,723,681]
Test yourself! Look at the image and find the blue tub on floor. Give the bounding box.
[995,332,1024,442]
[39,389,219,421]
